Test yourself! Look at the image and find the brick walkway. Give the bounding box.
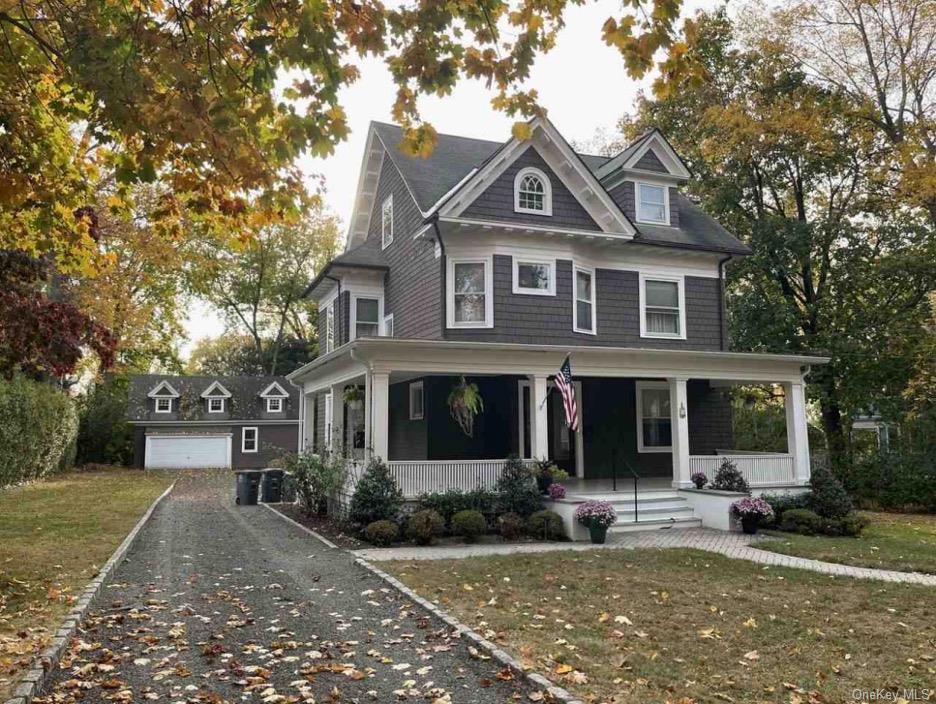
[354,528,936,586]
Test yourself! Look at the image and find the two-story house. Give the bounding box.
[288,116,826,519]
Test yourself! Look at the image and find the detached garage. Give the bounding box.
[144,435,231,469]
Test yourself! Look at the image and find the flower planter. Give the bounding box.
[740,516,759,534]
[588,523,608,544]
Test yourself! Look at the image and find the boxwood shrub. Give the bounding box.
[0,375,79,488]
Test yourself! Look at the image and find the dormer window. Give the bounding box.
[208,397,225,413]
[155,397,172,413]
[266,397,283,413]
[636,182,669,224]
[514,167,552,216]
[148,380,180,413]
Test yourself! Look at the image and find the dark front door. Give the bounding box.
[547,388,575,474]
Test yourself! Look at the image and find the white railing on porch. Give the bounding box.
[689,454,795,487]
[388,459,519,497]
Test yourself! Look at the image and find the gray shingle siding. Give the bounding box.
[366,155,442,339]
[445,256,724,350]
[461,147,600,231]
[634,149,668,172]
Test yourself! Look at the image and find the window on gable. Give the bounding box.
[208,397,225,413]
[325,300,335,353]
[409,381,424,420]
[513,259,554,296]
[155,397,172,413]
[381,195,394,248]
[637,182,668,224]
[448,258,492,327]
[266,397,283,413]
[573,267,595,334]
[514,167,552,215]
[242,427,258,453]
[640,275,685,339]
[636,382,672,452]
[354,297,380,339]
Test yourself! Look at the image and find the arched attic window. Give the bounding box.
[514,167,552,216]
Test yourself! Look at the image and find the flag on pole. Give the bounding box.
[554,354,579,432]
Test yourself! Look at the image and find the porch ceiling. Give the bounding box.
[290,337,828,389]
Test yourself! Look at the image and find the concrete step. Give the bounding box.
[567,491,682,503]
[609,516,703,533]
[611,504,695,519]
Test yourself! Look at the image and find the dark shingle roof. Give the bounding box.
[127,374,299,422]
[635,193,751,255]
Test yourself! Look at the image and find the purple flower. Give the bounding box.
[548,483,567,500]
[730,497,774,520]
[690,472,708,489]
[574,500,617,528]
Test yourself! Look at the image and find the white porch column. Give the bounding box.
[668,377,691,489]
[783,380,811,485]
[531,374,549,460]
[363,371,373,460]
[329,384,344,454]
[370,371,390,461]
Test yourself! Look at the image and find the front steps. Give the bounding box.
[564,490,703,533]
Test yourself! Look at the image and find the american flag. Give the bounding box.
[554,355,579,432]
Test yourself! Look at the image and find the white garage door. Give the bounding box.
[145,436,231,469]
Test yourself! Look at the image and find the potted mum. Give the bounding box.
[574,500,617,544]
[533,459,568,494]
[730,497,774,535]
[690,472,708,490]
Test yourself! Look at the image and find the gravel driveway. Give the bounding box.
[36,471,533,704]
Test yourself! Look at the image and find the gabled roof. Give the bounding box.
[595,129,691,181]
[200,381,232,398]
[259,381,289,398]
[147,380,180,398]
[302,236,389,299]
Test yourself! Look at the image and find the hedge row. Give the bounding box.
[0,375,79,488]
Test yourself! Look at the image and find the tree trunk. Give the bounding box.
[813,364,848,471]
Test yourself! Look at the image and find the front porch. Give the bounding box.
[294,339,823,507]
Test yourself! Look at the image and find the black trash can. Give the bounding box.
[261,469,284,503]
[235,470,262,506]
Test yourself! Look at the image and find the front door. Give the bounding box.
[547,388,574,474]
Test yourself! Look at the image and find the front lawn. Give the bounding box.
[761,511,936,574]
[0,467,174,698]
[384,549,936,703]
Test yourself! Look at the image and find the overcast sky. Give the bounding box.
[181,0,715,357]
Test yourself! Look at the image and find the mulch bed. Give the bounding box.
[274,503,367,549]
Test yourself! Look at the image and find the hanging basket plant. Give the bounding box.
[343,384,364,409]
[448,376,484,437]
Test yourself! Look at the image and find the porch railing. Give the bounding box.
[689,454,795,487]
[387,459,522,497]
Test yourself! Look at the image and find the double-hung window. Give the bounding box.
[636,182,668,224]
[513,167,552,215]
[447,257,492,328]
[513,258,554,296]
[208,397,225,413]
[242,427,259,453]
[640,274,685,339]
[381,195,393,248]
[573,266,595,334]
[353,297,380,339]
[155,397,172,413]
[636,382,672,452]
[266,397,283,413]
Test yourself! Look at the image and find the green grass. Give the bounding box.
[761,511,936,574]
[385,549,936,704]
[0,467,174,697]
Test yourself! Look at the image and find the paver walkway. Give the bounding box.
[35,472,534,704]
[355,528,936,586]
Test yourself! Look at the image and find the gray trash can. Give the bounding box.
[261,469,284,503]
[235,470,262,505]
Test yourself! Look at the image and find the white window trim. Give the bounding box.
[266,397,283,413]
[639,272,687,340]
[636,181,670,226]
[446,255,494,329]
[382,313,394,338]
[242,426,259,453]
[513,166,553,216]
[635,381,673,453]
[154,397,173,414]
[325,300,335,353]
[572,264,597,335]
[349,293,384,341]
[512,256,556,296]
[207,397,225,413]
[381,194,394,249]
[409,380,424,421]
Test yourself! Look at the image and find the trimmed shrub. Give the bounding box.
[497,512,524,541]
[406,509,445,546]
[76,375,134,466]
[451,510,487,542]
[779,508,823,535]
[348,458,404,526]
[526,510,565,540]
[711,459,750,492]
[761,492,810,526]
[364,520,400,547]
[843,452,935,512]
[0,375,79,488]
[495,456,543,517]
[807,464,853,519]
[829,513,869,537]
[417,488,496,525]
[281,450,347,516]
